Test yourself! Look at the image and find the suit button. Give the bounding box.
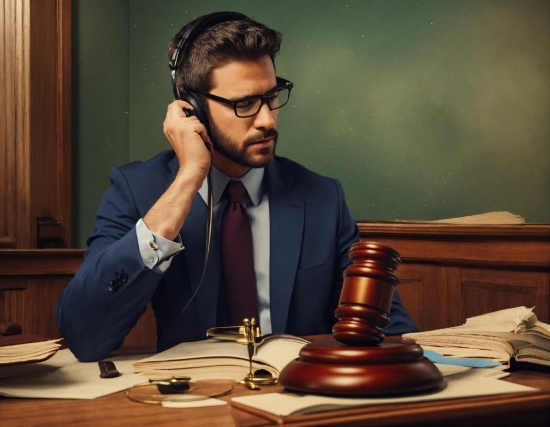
[108,270,128,292]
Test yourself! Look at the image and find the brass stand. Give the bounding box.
[240,319,277,388]
[207,318,278,388]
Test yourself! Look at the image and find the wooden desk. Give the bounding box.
[1,365,549,427]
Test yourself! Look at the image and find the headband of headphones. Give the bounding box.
[169,11,249,99]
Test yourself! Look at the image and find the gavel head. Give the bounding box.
[333,242,401,346]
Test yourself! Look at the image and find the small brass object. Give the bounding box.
[207,318,278,387]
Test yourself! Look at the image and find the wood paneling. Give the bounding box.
[0,0,71,249]
[0,249,157,352]
[359,222,550,331]
[1,222,548,354]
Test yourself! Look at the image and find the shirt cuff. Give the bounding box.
[136,219,184,272]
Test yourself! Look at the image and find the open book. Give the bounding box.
[403,306,550,366]
[133,334,309,381]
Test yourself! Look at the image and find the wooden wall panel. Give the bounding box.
[394,264,423,329]
[359,222,550,330]
[0,250,83,339]
[393,263,451,332]
[0,0,71,249]
[122,304,156,352]
[0,249,158,352]
[458,269,548,323]
[0,0,27,247]
[0,278,28,326]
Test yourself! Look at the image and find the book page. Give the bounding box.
[510,334,550,351]
[403,306,550,364]
[254,336,308,372]
[514,347,550,367]
[140,365,257,382]
[464,306,537,333]
[134,339,249,366]
[133,336,308,379]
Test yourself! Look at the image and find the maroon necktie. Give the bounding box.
[221,181,259,325]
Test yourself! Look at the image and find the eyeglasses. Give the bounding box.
[192,77,293,118]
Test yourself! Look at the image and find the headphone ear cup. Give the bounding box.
[180,92,208,128]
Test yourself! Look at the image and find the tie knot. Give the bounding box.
[224,180,247,203]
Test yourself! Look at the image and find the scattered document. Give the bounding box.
[0,348,150,399]
[162,398,228,409]
[404,306,550,367]
[430,211,525,224]
[231,369,535,417]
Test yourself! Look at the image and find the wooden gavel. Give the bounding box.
[333,242,400,346]
[279,241,443,396]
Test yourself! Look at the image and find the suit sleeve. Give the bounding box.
[56,167,165,361]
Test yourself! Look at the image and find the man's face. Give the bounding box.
[206,55,279,178]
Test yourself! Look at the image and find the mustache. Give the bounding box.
[244,128,278,145]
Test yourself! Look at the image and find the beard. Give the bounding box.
[208,119,278,169]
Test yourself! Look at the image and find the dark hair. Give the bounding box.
[168,16,282,94]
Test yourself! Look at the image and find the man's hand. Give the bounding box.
[163,100,213,180]
[142,100,213,241]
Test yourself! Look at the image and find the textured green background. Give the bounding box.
[72,0,550,247]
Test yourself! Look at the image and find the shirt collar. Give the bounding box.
[198,167,265,207]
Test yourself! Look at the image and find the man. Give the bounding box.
[56,12,417,362]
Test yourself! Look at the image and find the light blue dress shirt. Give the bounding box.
[136,166,272,333]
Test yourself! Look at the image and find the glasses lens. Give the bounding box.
[235,98,263,117]
[235,87,291,118]
[273,87,290,109]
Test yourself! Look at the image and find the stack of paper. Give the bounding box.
[403,307,550,366]
[0,338,63,366]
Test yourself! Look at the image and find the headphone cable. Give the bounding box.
[158,166,214,349]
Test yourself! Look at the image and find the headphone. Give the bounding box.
[168,11,248,127]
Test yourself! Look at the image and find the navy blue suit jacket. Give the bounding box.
[56,150,417,361]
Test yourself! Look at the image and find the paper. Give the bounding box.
[231,370,536,417]
[424,349,502,368]
[0,349,151,399]
[133,336,308,381]
[161,398,228,408]
[0,339,63,366]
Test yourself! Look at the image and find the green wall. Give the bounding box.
[73,0,550,247]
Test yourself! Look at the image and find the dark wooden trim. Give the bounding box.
[358,221,550,269]
[358,221,550,239]
[0,249,84,275]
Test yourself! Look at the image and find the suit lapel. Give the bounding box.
[267,161,304,333]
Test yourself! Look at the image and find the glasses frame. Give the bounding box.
[192,77,293,118]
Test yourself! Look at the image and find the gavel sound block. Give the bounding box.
[279,242,443,396]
